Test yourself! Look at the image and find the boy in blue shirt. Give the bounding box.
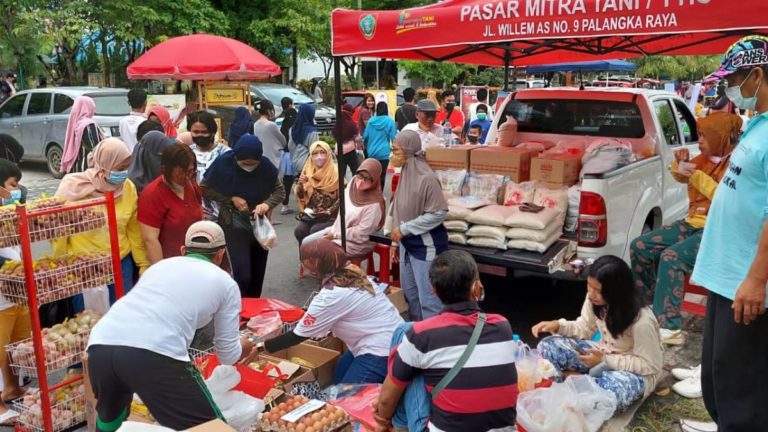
[469,104,491,144]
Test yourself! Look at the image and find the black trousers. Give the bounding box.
[282,175,294,206]
[294,220,333,245]
[341,151,360,178]
[702,291,768,431]
[87,345,223,431]
[225,227,269,298]
[377,159,389,191]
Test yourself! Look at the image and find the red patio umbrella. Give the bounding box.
[127,34,281,80]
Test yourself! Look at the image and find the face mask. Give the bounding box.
[1,189,21,206]
[390,152,405,167]
[107,170,129,185]
[312,154,328,168]
[477,113,487,121]
[445,102,456,111]
[237,161,257,172]
[193,135,213,148]
[726,70,761,110]
[467,135,479,144]
[709,155,723,164]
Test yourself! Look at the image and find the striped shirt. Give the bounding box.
[389,302,518,431]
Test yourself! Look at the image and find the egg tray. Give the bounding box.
[259,397,351,432]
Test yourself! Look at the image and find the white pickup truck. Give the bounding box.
[476,87,700,277]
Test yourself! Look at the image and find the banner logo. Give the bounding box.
[395,11,437,35]
[359,14,377,40]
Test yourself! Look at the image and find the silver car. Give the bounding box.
[0,87,129,178]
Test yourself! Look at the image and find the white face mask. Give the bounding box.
[312,154,328,168]
[237,161,257,172]
[726,70,761,110]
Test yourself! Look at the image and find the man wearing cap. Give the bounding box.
[86,221,258,432]
[689,35,768,431]
[403,99,444,149]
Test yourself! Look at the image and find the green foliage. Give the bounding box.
[464,67,505,87]
[630,55,722,81]
[399,60,471,88]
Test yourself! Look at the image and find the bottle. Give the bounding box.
[443,124,453,147]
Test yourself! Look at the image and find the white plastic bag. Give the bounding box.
[516,382,591,432]
[83,285,110,315]
[565,375,617,431]
[205,365,266,432]
[434,169,467,198]
[252,216,277,250]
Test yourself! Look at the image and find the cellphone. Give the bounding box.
[569,339,587,355]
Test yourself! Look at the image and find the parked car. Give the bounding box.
[482,87,699,276]
[213,83,337,140]
[0,87,129,178]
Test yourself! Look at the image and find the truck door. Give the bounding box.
[652,97,689,224]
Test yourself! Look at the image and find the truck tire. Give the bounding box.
[46,144,65,179]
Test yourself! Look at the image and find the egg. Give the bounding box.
[329,411,340,422]
[306,428,316,432]
[301,417,314,427]
[311,412,321,422]
[295,424,306,432]
[321,417,331,428]
[279,402,288,411]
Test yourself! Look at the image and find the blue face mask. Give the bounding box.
[477,113,487,121]
[2,189,21,206]
[107,170,129,185]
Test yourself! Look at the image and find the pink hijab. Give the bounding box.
[148,104,178,138]
[61,96,103,173]
[56,138,132,201]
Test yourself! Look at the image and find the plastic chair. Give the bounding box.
[682,275,707,317]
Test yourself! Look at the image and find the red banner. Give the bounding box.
[332,0,768,66]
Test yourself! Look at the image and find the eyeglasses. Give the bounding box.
[357,173,373,182]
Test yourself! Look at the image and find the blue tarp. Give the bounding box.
[526,60,637,74]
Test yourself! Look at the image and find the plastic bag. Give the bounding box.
[252,216,277,250]
[504,181,536,206]
[516,382,591,432]
[83,285,110,315]
[241,298,305,322]
[246,311,283,340]
[205,365,265,432]
[564,375,617,431]
[434,169,467,198]
[326,384,380,431]
[464,172,507,204]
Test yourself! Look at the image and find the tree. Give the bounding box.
[399,60,472,88]
[631,55,721,81]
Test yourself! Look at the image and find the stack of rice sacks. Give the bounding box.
[445,172,509,246]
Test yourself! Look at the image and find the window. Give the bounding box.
[654,99,679,146]
[90,94,129,116]
[0,95,26,118]
[499,98,645,138]
[673,100,698,143]
[27,93,52,115]
[53,94,74,114]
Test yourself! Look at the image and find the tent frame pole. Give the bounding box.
[503,49,511,92]
[334,56,347,251]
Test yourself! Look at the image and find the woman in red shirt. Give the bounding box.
[138,144,202,264]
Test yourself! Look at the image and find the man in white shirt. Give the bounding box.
[253,100,286,169]
[403,100,444,150]
[118,89,147,152]
[87,221,258,431]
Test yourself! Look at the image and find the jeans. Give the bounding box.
[537,336,645,412]
[391,323,430,432]
[333,350,388,384]
[72,254,135,312]
[400,247,443,321]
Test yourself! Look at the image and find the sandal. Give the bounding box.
[0,409,19,425]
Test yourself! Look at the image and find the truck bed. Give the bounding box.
[369,231,578,278]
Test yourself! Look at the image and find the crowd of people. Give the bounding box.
[0,35,764,432]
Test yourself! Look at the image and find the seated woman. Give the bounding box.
[629,112,742,345]
[294,142,340,245]
[302,159,385,260]
[264,239,403,384]
[532,256,663,413]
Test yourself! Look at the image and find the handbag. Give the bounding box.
[231,209,254,233]
[430,312,486,400]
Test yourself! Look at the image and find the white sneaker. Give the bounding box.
[680,419,717,432]
[660,328,684,345]
[673,375,702,398]
[672,364,701,381]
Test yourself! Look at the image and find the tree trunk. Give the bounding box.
[292,44,298,83]
[100,33,111,87]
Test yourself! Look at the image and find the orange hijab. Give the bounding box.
[147,104,178,138]
[297,141,338,211]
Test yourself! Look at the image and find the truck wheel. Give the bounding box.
[642,221,653,235]
[46,144,64,179]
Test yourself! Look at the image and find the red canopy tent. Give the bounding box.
[328,0,768,248]
[127,34,281,80]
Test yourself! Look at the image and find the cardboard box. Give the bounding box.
[531,154,582,185]
[536,180,574,190]
[305,335,346,353]
[470,146,538,183]
[263,344,341,388]
[426,145,480,171]
[386,286,408,315]
[188,419,236,432]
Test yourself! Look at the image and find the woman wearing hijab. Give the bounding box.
[335,104,360,178]
[389,130,448,321]
[138,144,202,264]
[630,112,742,347]
[61,96,105,174]
[294,142,340,245]
[147,104,178,138]
[288,104,319,175]
[363,102,397,187]
[54,138,149,304]
[305,159,385,259]
[227,106,254,148]
[201,135,285,298]
[128,131,175,194]
[264,239,403,384]
[355,93,376,137]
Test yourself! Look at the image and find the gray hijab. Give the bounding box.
[128,130,174,193]
[392,130,447,226]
